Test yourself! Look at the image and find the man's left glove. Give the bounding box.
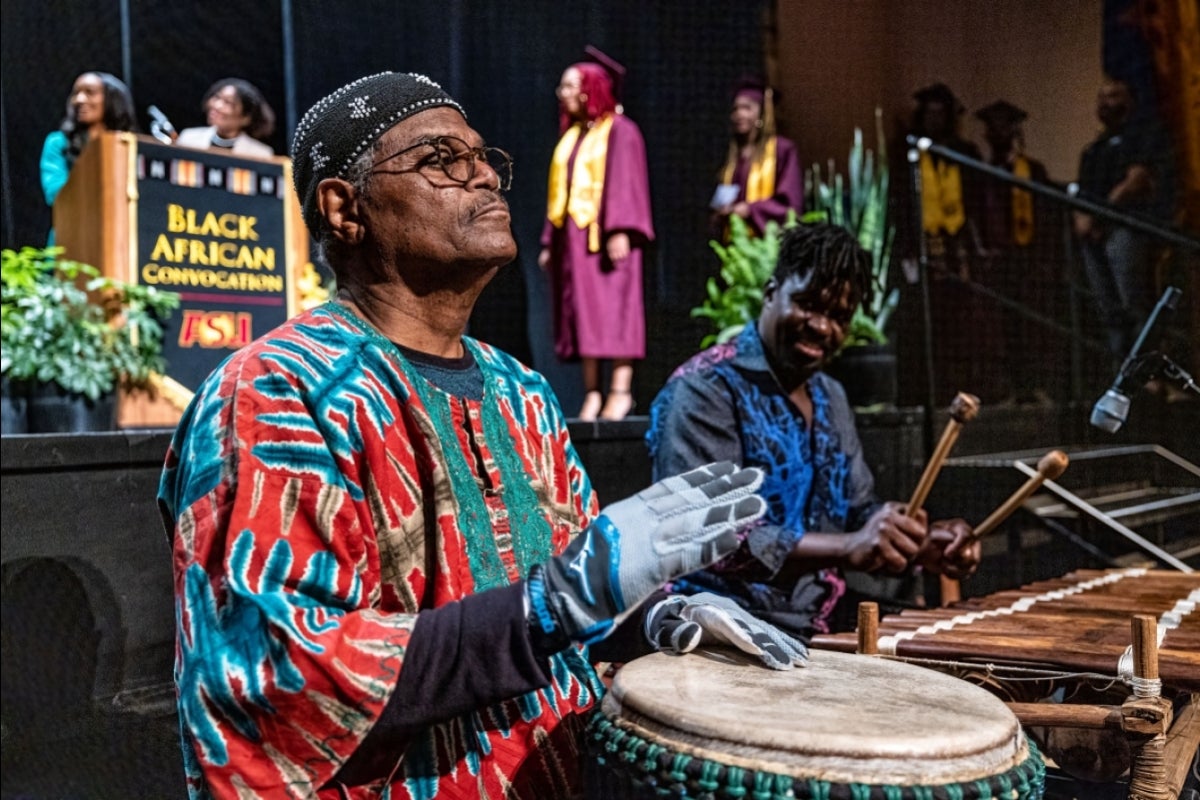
[644,592,809,670]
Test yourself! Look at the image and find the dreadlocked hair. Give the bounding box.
[773,223,874,312]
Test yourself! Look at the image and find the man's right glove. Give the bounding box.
[644,592,809,670]
[526,461,765,649]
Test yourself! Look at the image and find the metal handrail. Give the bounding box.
[907,136,1200,251]
[1016,457,1194,572]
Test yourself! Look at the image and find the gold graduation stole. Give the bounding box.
[919,152,966,235]
[1010,155,1034,246]
[547,114,615,253]
[722,136,778,204]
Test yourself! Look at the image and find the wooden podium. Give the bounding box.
[53,132,309,428]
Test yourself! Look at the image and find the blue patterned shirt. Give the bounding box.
[646,324,880,638]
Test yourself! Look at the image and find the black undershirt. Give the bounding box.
[392,341,484,400]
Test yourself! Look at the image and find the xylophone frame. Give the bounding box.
[852,602,1200,800]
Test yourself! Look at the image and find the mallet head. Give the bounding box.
[1037,450,1069,481]
[949,392,981,424]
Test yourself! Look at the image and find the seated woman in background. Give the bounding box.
[40,71,138,213]
[175,78,275,157]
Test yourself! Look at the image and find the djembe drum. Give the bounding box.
[586,649,1045,800]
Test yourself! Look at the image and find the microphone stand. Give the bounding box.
[907,143,938,459]
[1160,354,1200,397]
[1090,351,1197,433]
[1118,287,1181,381]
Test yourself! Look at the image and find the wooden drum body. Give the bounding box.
[586,649,1044,799]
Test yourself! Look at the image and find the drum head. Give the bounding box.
[602,649,1029,785]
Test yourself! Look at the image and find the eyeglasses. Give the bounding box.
[371,135,513,191]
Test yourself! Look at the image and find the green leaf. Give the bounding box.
[1,245,180,396]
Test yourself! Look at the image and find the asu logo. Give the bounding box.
[178,310,252,349]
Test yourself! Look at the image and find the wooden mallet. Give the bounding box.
[970,449,1069,540]
[906,392,980,518]
[913,449,1069,607]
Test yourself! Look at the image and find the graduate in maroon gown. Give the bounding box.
[539,46,654,421]
[711,76,803,238]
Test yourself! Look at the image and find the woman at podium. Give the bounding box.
[175,78,275,158]
[40,71,138,243]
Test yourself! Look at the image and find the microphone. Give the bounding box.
[1090,286,1182,433]
[148,105,177,144]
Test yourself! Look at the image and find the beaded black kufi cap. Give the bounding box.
[291,72,465,232]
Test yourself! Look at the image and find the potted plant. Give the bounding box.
[691,211,798,347]
[690,110,900,408]
[805,108,901,408]
[1,246,180,433]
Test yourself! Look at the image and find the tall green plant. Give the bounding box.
[805,108,899,348]
[1,246,180,400]
[690,212,798,347]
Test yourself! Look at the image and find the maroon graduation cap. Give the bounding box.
[974,99,1029,128]
[583,45,627,101]
[732,74,769,104]
[913,82,965,114]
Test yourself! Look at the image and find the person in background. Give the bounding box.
[711,75,803,238]
[175,77,275,158]
[160,70,802,799]
[647,223,981,641]
[1074,78,1175,360]
[974,99,1055,405]
[894,82,1002,406]
[40,71,138,242]
[538,46,654,422]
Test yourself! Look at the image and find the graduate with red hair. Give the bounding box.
[539,47,654,421]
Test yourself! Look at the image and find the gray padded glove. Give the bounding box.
[644,592,809,670]
[526,461,765,648]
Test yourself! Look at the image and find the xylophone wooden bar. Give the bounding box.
[813,568,1200,691]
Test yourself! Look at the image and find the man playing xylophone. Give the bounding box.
[647,223,983,641]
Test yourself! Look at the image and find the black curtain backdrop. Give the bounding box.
[1,0,767,415]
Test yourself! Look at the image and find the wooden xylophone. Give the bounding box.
[813,568,1200,691]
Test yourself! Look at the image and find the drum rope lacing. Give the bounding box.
[587,713,1048,800]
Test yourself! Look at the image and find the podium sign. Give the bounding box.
[53,133,308,427]
[135,141,295,392]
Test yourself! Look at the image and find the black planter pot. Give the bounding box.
[826,343,898,409]
[26,383,117,433]
[1,376,31,434]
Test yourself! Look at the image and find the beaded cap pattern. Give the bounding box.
[291,72,466,231]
